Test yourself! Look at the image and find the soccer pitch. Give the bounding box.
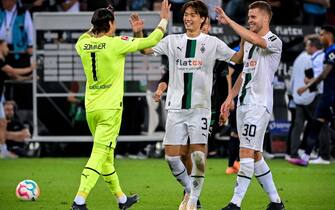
[0,158,334,210]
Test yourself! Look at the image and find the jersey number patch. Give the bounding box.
[91,52,98,81]
[201,118,208,130]
[242,124,256,137]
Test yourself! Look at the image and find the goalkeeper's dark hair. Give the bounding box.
[181,0,208,28]
[91,7,115,34]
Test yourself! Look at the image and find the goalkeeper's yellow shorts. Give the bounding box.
[86,109,122,149]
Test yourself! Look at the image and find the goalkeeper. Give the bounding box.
[71,1,170,210]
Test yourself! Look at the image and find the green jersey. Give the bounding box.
[75,29,163,112]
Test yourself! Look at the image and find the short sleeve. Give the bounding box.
[75,33,91,56]
[75,41,82,56]
[265,34,282,53]
[114,36,140,54]
[152,35,169,56]
[324,49,335,65]
[214,37,236,62]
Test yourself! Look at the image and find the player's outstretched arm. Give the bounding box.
[134,0,171,55]
[215,7,267,49]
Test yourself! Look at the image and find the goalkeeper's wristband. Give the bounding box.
[157,18,168,32]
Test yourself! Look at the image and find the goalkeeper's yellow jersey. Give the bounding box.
[75,29,163,112]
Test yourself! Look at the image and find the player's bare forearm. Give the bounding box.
[226,67,233,96]
[216,7,266,48]
[227,19,266,48]
[307,64,332,89]
[298,64,333,95]
[230,39,244,64]
[230,72,243,99]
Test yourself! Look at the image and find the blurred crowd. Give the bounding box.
[0,0,334,25]
[0,0,335,159]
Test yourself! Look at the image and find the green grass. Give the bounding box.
[0,158,334,210]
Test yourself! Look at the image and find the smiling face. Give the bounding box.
[183,6,204,34]
[247,8,269,33]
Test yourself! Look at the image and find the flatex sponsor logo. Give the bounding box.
[176,58,203,71]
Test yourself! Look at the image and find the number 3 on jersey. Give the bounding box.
[91,52,98,81]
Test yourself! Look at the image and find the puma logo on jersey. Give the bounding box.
[177,46,183,51]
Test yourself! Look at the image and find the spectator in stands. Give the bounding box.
[21,0,48,14]
[57,0,80,12]
[289,35,325,160]
[303,0,330,26]
[224,0,247,24]
[128,0,151,11]
[266,0,302,25]
[0,0,33,66]
[290,25,335,166]
[0,39,33,158]
[4,100,34,157]
[0,0,34,114]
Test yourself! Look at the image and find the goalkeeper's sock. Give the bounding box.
[231,158,254,207]
[74,195,86,205]
[116,192,127,204]
[254,158,281,203]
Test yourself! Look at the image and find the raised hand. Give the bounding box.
[215,7,230,25]
[160,0,171,20]
[129,13,144,33]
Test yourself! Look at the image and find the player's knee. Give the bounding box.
[165,155,185,175]
[191,151,205,175]
[238,158,254,178]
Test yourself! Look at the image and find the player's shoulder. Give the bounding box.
[112,35,135,44]
[166,33,184,40]
[266,31,282,44]
[326,44,335,55]
[77,32,91,44]
[325,44,335,61]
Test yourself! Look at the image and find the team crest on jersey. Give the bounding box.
[200,44,206,53]
[121,36,129,41]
